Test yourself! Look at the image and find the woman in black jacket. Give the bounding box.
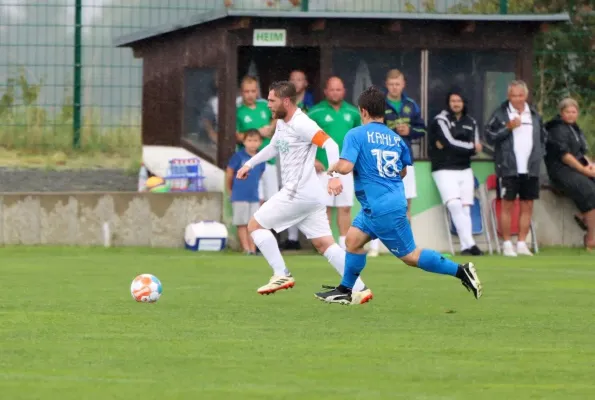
[544,98,595,250]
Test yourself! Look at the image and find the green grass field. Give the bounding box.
[1,247,594,400]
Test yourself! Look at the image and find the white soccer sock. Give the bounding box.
[369,239,380,251]
[339,236,346,249]
[323,243,366,292]
[462,206,476,248]
[447,199,475,250]
[287,225,299,241]
[251,229,290,276]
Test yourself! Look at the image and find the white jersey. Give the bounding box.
[271,108,326,201]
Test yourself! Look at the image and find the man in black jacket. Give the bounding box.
[485,80,546,257]
[429,88,483,256]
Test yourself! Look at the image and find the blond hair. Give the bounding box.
[386,69,404,81]
[558,97,579,113]
[241,75,258,87]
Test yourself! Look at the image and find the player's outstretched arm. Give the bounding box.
[328,129,358,175]
[321,137,340,169]
[245,144,278,169]
[328,159,354,175]
[318,133,352,175]
[318,135,346,196]
[236,141,278,179]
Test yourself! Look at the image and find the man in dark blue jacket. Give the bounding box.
[368,69,426,257]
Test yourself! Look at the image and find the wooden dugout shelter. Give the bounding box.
[115,9,569,169]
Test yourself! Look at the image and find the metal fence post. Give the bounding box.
[301,0,309,12]
[499,0,508,14]
[73,0,82,149]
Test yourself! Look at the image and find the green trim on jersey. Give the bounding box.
[308,100,361,169]
[387,98,402,113]
[236,99,275,164]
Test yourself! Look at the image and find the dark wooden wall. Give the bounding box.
[131,17,539,169]
[135,25,226,163]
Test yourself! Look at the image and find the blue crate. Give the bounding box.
[164,158,206,192]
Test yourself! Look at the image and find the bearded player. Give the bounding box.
[236,81,372,304]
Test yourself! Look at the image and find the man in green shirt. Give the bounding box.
[236,76,279,202]
[308,77,361,249]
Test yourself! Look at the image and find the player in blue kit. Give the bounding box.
[315,86,482,305]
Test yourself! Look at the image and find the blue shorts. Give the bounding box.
[352,209,416,258]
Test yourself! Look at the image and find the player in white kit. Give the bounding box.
[236,81,373,305]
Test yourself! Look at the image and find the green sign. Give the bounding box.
[253,29,286,47]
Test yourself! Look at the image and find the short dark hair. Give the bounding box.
[243,129,262,141]
[357,86,386,118]
[269,81,297,104]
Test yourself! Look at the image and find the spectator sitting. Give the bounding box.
[428,87,483,256]
[544,98,595,250]
[226,130,266,255]
[485,80,546,257]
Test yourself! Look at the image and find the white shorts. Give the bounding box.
[253,189,332,239]
[258,163,279,201]
[402,165,417,200]
[317,172,354,207]
[432,168,475,205]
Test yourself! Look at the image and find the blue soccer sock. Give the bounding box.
[340,252,367,290]
[417,249,459,276]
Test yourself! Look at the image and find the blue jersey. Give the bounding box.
[227,149,265,202]
[341,121,412,216]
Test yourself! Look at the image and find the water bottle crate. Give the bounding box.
[164,158,206,192]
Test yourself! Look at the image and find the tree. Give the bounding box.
[449,1,594,114]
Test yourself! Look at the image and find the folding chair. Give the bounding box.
[443,176,494,255]
[485,174,539,254]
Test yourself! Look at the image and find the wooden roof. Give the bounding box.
[114,9,570,48]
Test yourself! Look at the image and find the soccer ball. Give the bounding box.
[130,274,163,303]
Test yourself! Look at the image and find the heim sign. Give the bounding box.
[252,29,287,47]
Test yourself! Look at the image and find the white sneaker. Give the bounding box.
[257,275,295,295]
[503,241,517,257]
[351,288,374,305]
[516,242,534,256]
[368,249,379,257]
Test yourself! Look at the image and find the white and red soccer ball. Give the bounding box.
[130,274,162,303]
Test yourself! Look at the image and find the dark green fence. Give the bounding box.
[0,1,592,156]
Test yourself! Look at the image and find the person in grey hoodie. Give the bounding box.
[485,80,546,257]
